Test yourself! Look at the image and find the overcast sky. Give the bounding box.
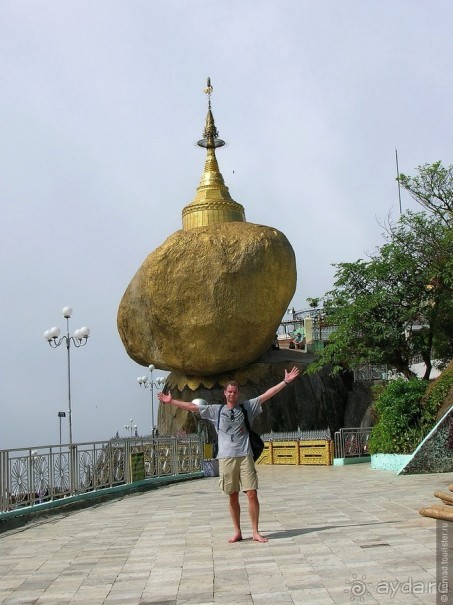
[1,1,452,449]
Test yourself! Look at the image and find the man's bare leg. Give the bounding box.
[228,491,242,543]
[246,489,268,542]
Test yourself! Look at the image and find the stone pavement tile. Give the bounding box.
[275,562,315,575]
[213,593,252,604]
[140,593,178,603]
[81,572,118,585]
[174,593,214,604]
[144,581,180,596]
[285,576,325,592]
[69,599,105,605]
[143,583,180,597]
[116,572,150,583]
[73,583,112,599]
[182,564,213,575]
[0,576,28,591]
[178,577,213,592]
[306,554,350,572]
[290,587,335,604]
[326,585,380,604]
[249,592,294,603]
[292,598,336,605]
[103,595,143,604]
[213,580,250,594]
[43,579,83,596]
[247,576,287,595]
[405,556,436,571]
[32,598,71,605]
[290,574,328,590]
[13,578,57,592]
[1,593,45,605]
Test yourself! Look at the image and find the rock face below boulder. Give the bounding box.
[158,351,349,439]
[117,221,296,375]
[343,381,377,428]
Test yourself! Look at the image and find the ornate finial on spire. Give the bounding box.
[203,77,213,108]
[198,77,225,149]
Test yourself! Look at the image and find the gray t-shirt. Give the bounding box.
[198,397,262,459]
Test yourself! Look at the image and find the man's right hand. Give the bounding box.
[158,392,172,404]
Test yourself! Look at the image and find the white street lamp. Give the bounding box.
[44,307,90,446]
[124,418,138,438]
[137,365,165,435]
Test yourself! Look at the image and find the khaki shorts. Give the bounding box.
[219,456,258,494]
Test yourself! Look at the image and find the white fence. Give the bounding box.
[0,435,203,513]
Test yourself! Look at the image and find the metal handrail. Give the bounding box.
[0,435,203,513]
[334,427,371,458]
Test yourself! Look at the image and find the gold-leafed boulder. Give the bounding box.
[118,221,296,375]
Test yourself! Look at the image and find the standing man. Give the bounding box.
[158,366,300,543]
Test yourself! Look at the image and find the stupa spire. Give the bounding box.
[182,78,246,231]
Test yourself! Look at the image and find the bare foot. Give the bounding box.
[227,532,243,543]
[253,533,268,543]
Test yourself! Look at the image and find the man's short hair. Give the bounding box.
[224,381,239,390]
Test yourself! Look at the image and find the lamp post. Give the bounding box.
[44,307,90,446]
[124,419,137,438]
[137,365,165,435]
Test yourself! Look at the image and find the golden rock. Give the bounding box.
[117,221,296,375]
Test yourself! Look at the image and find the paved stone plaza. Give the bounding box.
[0,463,446,604]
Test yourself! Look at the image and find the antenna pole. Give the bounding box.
[395,148,402,215]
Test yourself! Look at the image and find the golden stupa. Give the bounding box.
[182,79,245,229]
[117,79,297,380]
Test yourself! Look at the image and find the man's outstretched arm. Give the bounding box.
[157,392,200,413]
[259,366,300,404]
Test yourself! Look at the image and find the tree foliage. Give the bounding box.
[308,211,453,379]
[398,161,453,227]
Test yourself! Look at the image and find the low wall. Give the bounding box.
[257,440,333,466]
[371,454,412,473]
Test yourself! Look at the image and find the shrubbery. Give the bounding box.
[369,365,453,454]
[368,378,429,454]
[423,364,453,427]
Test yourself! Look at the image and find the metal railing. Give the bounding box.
[334,427,371,458]
[0,435,203,514]
[353,364,389,382]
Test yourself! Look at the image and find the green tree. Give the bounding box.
[308,211,453,379]
[398,161,453,227]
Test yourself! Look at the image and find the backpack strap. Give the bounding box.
[217,403,225,431]
[218,403,251,432]
[240,404,252,433]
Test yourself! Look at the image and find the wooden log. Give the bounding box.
[432,504,453,512]
[449,484,453,492]
[434,491,453,504]
[419,507,453,521]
